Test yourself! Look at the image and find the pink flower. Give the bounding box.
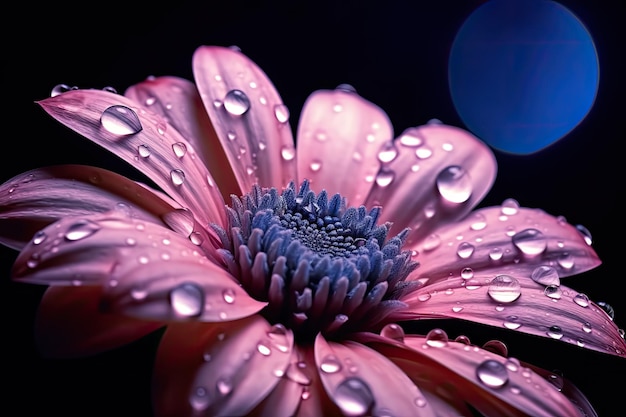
[2,45,624,416]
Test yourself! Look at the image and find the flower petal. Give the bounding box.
[314,333,438,416]
[356,332,586,417]
[296,89,394,206]
[153,316,293,417]
[398,275,626,358]
[38,89,227,228]
[125,76,240,199]
[35,285,163,357]
[192,45,297,193]
[0,165,174,250]
[411,205,601,282]
[363,122,497,246]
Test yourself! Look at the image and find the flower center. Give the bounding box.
[212,180,419,340]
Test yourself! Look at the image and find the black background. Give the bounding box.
[4,1,625,416]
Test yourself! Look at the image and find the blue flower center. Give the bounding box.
[212,180,419,339]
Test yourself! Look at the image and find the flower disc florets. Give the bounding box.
[212,180,419,340]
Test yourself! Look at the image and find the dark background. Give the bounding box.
[4,1,625,415]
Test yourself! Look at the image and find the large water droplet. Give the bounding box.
[281,146,296,161]
[597,301,615,321]
[32,230,47,245]
[500,198,519,215]
[380,323,405,342]
[223,89,250,115]
[531,265,560,286]
[172,142,187,158]
[377,142,398,164]
[488,275,521,303]
[100,105,142,135]
[320,355,342,373]
[170,169,186,186]
[274,104,290,123]
[65,219,101,241]
[512,228,546,256]
[334,377,375,416]
[436,165,472,203]
[375,169,395,187]
[503,315,522,330]
[425,328,449,347]
[476,359,509,388]
[547,325,564,339]
[544,285,562,300]
[138,144,151,158]
[573,292,590,307]
[575,224,593,245]
[170,282,204,317]
[456,241,475,259]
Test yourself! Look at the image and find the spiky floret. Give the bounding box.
[212,180,419,339]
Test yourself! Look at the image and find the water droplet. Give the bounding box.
[257,342,271,356]
[436,165,472,203]
[223,89,250,115]
[100,105,142,135]
[334,377,374,416]
[216,376,233,396]
[469,213,487,230]
[274,104,290,123]
[425,328,449,347]
[531,265,560,286]
[582,321,592,333]
[557,252,575,270]
[375,169,394,187]
[380,323,405,342]
[172,142,187,158]
[32,231,47,245]
[573,293,590,307]
[65,220,101,241]
[544,285,562,300]
[547,325,563,339]
[51,83,74,97]
[170,282,204,317]
[189,231,203,246]
[422,234,441,251]
[456,241,475,259]
[267,324,290,353]
[189,386,211,410]
[399,130,423,147]
[320,355,342,373]
[465,279,482,290]
[512,228,546,256]
[417,293,431,302]
[138,144,151,158]
[415,146,432,159]
[500,198,520,215]
[488,275,521,303]
[489,247,504,261]
[222,288,235,304]
[377,142,398,164]
[336,83,357,93]
[461,267,474,279]
[503,315,522,330]
[575,224,593,245]
[310,160,322,172]
[476,359,509,388]
[281,146,296,161]
[170,169,186,185]
[597,301,615,320]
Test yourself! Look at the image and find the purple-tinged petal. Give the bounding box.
[314,334,438,416]
[35,286,163,358]
[363,122,497,246]
[125,76,240,199]
[397,275,626,358]
[411,205,601,283]
[192,46,297,193]
[153,316,293,417]
[296,89,394,206]
[38,89,227,228]
[355,332,586,417]
[0,165,173,250]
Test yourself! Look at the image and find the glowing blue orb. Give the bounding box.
[448,0,599,154]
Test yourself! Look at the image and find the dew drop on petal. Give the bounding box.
[170,169,186,186]
[138,144,151,158]
[500,198,520,215]
[461,267,474,280]
[512,228,547,256]
[170,282,204,317]
[557,252,575,270]
[531,265,560,286]
[582,321,592,333]
[422,234,441,251]
[380,323,405,342]
[257,342,271,356]
[469,213,487,231]
[573,292,590,307]
[547,325,564,339]
[223,89,250,115]
[274,104,290,123]
[310,160,322,172]
[51,83,73,97]
[398,129,423,147]
[216,376,233,396]
[436,165,472,203]
[488,275,521,303]
[32,231,47,245]
[377,142,398,164]
[544,285,562,300]
[320,355,342,373]
[425,328,449,347]
[476,359,509,388]
[334,377,375,417]
[189,386,211,411]
[456,241,475,259]
[281,146,296,161]
[375,169,395,187]
[172,142,187,158]
[597,301,615,321]
[489,247,504,261]
[575,224,593,245]
[503,315,522,330]
[222,288,235,304]
[100,105,142,135]
[65,219,101,241]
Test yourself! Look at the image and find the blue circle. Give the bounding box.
[448,0,599,154]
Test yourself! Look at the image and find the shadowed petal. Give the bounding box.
[296,89,394,206]
[0,165,174,250]
[397,275,626,358]
[355,332,586,417]
[38,89,227,228]
[363,122,497,246]
[153,316,293,417]
[411,205,601,283]
[125,76,240,199]
[35,286,163,357]
[314,333,438,416]
[193,46,297,193]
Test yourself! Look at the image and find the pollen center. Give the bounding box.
[211,180,418,339]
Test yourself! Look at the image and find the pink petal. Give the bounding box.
[296,88,394,206]
[363,122,497,246]
[0,165,174,250]
[356,332,585,417]
[411,205,601,282]
[125,76,241,199]
[314,334,438,416]
[192,46,297,193]
[153,316,293,417]
[38,89,228,228]
[397,275,626,358]
[35,285,163,357]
